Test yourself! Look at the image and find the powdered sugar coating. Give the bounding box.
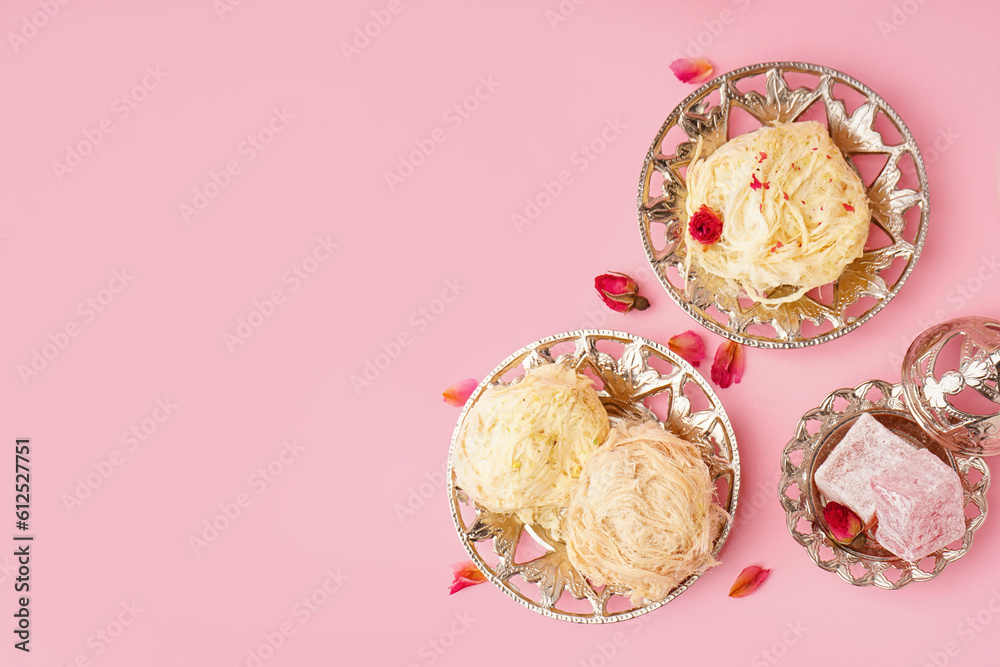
[814,413,916,523]
[870,449,966,562]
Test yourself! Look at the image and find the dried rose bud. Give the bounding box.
[823,501,864,544]
[669,57,713,84]
[443,379,478,407]
[449,561,487,594]
[668,330,707,367]
[711,340,744,388]
[594,272,650,314]
[688,205,724,245]
[729,565,770,598]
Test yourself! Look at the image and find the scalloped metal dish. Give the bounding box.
[779,380,989,589]
[447,330,740,622]
[638,62,929,348]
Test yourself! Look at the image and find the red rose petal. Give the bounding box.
[711,340,744,388]
[729,565,770,598]
[843,203,855,212]
[443,379,478,407]
[668,330,707,367]
[669,57,713,84]
[449,561,487,594]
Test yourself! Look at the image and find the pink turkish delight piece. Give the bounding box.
[814,413,916,523]
[871,449,966,562]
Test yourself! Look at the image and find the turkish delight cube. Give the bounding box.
[814,413,916,523]
[870,448,966,562]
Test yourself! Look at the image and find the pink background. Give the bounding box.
[2,0,1000,665]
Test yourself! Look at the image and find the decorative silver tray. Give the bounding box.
[448,330,740,622]
[638,62,929,348]
[779,380,989,589]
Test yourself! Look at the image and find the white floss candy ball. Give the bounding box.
[453,362,610,539]
[565,420,727,604]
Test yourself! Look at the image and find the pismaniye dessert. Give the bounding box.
[563,420,727,604]
[452,363,610,540]
[683,121,870,305]
[814,413,966,562]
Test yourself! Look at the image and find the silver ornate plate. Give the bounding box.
[638,62,929,348]
[448,330,740,622]
[779,380,989,589]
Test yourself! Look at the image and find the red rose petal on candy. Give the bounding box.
[843,203,855,212]
[442,379,478,407]
[669,58,713,84]
[688,205,724,245]
[668,330,706,367]
[449,561,487,594]
[757,151,767,163]
[711,340,744,388]
[823,502,864,544]
[729,565,770,598]
[783,192,789,201]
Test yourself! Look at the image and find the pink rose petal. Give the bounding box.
[669,58,713,84]
[711,340,744,388]
[442,379,478,407]
[668,330,707,367]
[449,561,487,594]
[729,565,770,598]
